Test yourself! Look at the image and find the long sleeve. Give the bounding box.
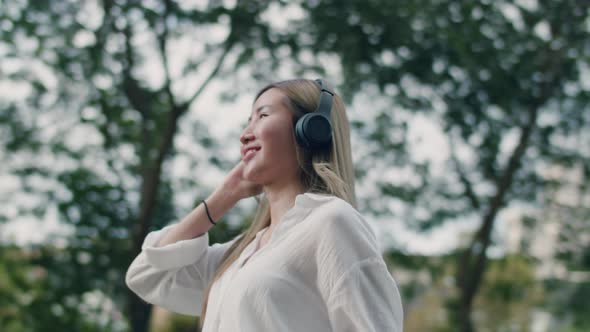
[315,200,404,331]
[125,224,240,316]
[326,257,403,332]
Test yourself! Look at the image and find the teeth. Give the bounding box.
[244,147,260,158]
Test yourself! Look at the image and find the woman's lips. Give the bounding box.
[243,147,260,162]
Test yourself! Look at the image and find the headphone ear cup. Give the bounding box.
[295,113,333,150]
[295,113,311,149]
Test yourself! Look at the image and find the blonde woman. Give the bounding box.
[126,79,403,331]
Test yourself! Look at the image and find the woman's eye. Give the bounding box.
[259,113,268,118]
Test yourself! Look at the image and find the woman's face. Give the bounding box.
[240,88,300,186]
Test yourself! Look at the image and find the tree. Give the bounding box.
[388,252,543,331]
[0,245,37,331]
[297,1,590,330]
[0,1,295,331]
[541,163,590,331]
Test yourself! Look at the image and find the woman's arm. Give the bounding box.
[125,189,238,314]
[315,200,404,331]
[155,187,237,247]
[125,225,240,315]
[325,258,404,332]
[125,161,261,315]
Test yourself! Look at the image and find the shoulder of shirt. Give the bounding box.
[302,193,376,240]
[301,193,358,218]
[302,193,381,257]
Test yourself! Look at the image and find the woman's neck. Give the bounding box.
[263,182,305,228]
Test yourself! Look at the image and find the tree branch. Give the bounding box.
[157,0,177,108]
[134,109,182,253]
[183,39,235,110]
[450,135,481,210]
[121,24,151,117]
[458,100,541,307]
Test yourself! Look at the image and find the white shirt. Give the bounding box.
[126,192,403,331]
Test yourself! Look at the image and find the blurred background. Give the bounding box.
[1,0,588,331]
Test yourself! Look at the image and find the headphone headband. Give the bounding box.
[314,79,334,117]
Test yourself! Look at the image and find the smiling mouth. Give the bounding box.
[244,147,261,160]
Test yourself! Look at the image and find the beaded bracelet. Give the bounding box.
[202,200,216,225]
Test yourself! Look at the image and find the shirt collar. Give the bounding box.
[270,192,335,238]
[241,192,337,265]
[295,192,335,208]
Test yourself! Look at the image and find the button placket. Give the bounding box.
[238,227,270,269]
[212,197,315,327]
[213,229,266,322]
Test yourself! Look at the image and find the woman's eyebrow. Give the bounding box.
[247,104,271,123]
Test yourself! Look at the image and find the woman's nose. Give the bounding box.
[240,131,255,145]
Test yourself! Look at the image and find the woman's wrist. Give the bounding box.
[205,187,239,222]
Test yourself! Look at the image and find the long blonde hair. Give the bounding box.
[198,79,356,329]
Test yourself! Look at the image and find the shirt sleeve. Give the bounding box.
[315,200,404,331]
[326,257,404,332]
[125,224,240,316]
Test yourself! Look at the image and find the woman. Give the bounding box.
[126,79,403,331]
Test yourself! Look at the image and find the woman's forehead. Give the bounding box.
[254,88,284,106]
[251,89,290,112]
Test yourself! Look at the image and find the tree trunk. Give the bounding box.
[126,107,182,332]
[127,289,153,332]
[459,302,474,332]
[119,2,234,327]
[455,105,539,332]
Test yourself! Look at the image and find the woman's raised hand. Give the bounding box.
[220,160,263,203]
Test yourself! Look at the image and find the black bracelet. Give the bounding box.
[202,200,217,225]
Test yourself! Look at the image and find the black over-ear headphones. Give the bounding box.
[294,79,334,150]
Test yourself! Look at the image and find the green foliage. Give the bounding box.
[393,251,545,331]
[543,278,590,331]
[482,255,538,302]
[298,0,589,228]
[0,245,32,331]
[469,255,543,331]
[0,244,121,331]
